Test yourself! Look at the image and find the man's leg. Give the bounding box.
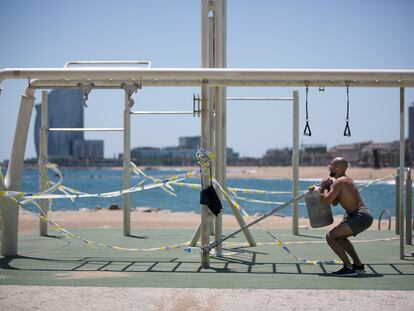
[337,238,362,266]
[326,222,354,267]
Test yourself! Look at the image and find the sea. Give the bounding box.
[11,167,410,219]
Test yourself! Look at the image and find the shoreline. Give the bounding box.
[17,164,397,181]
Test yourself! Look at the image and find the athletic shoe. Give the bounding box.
[332,265,357,277]
[352,263,366,274]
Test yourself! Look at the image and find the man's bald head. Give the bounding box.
[329,157,348,178]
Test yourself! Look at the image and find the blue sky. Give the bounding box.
[1,0,413,161]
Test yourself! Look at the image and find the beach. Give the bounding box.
[16,165,397,236]
[146,165,397,181]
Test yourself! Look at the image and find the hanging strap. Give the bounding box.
[303,82,312,136]
[343,83,351,137]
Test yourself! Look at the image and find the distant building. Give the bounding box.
[34,89,104,160]
[262,144,329,166]
[72,139,104,159]
[129,136,239,166]
[329,141,371,165]
[263,148,291,166]
[300,144,330,166]
[179,136,200,149]
[360,141,410,168]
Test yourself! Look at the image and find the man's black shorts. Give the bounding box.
[344,207,373,236]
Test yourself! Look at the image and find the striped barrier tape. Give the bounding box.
[173,181,293,195]
[2,166,200,201]
[0,164,202,253]
[171,181,305,206]
[130,162,177,197]
[212,178,343,265]
[221,236,399,248]
[16,199,193,252]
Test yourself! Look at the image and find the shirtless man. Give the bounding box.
[320,157,373,276]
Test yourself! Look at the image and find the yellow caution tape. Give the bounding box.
[212,178,342,265]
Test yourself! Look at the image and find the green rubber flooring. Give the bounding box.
[1,228,413,289]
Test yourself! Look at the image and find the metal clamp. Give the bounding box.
[78,82,95,108]
[193,94,202,117]
[122,83,141,108]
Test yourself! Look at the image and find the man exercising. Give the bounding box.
[320,157,373,276]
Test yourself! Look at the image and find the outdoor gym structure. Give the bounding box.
[1,0,414,268]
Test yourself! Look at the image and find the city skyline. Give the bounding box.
[1,0,414,162]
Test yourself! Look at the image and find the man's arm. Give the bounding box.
[321,181,341,206]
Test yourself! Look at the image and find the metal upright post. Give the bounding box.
[123,90,131,236]
[292,90,300,235]
[1,87,36,256]
[208,8,216,238]
[214,0,226,255]
[399,87,405,259]
[406,168,412,245]
[39,91,48,236]
[395,169,400,235]
[200,0,211,268]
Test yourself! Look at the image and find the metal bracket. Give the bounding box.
[193,93,202,117]
[78,82,95,108]
[122,82,141,108]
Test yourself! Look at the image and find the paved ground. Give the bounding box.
[1,228,413,289]
[0,228,413,310]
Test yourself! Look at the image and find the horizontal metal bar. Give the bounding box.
[64,60,151,68]
[227,97,293,101]
[48,128,123,132]
[130,111,195,115]
[1,68,414,87]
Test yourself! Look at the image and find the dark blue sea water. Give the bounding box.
[14,168,407,219]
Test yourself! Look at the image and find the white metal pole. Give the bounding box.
[292,90,300,235]
[200,0,211,268]
[399,87,405,259]
[213,1,223,255]
[123,91,131,236]
[1,87,35,256]
[208,10,216,237]
[39,91,48,236]
[2,68,414,88]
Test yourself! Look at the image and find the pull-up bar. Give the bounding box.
[48,128,124,131]
[227,96,293,101]
[64,60,152,68]
[130,111,195,115]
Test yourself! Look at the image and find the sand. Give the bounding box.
[1,286,413,311]
[18,209,391,237]
[153,165,397,181]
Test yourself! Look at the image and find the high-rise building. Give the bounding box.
[34,89,104,160]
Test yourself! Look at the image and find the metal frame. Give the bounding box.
[0,0,413,261]
[2,68,414,88]
[0,78,412,260]
[37,95,125,236]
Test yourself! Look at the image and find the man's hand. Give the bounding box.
[320,177,333,192]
